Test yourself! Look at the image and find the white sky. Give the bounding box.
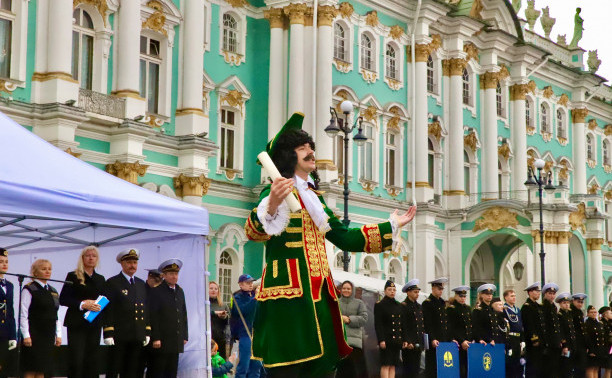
[515,0,612,83]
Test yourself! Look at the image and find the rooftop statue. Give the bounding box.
[525,0,541,31]
[569,7,583,48]
[557,34,567,47]
[540,6,555,39]
[587,50,601,73]
[512,0,521,14]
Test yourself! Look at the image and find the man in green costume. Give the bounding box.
[245,113,416,377]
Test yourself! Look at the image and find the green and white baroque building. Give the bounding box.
[1,0,611,307]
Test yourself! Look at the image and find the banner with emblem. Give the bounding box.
[436,342,460,377]
[467,343,505,377]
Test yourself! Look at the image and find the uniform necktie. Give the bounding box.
[129,277,135,285]
[44,284,49,290]
[0,280,5,287]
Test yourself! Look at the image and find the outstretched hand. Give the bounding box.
[391,206,417,228]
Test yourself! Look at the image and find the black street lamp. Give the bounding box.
[524,158,556,285]
[325,100,365,272]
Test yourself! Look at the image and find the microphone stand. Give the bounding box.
[2,272,73,377]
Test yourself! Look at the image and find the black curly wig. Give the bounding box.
[271,129,320,189]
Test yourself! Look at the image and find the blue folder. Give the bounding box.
[83,295,109,323]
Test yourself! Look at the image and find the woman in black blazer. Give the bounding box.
[59,246,106,378]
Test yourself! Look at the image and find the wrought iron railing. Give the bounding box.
[78,88,126,119]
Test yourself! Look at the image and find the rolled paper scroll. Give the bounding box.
[257,151,302,212]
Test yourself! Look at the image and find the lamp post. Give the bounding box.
[325,100,366,272]
[524,158,556,285]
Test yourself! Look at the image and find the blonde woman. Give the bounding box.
[20,259,61,378]
[210,281,230,359]
[59,245,106,378]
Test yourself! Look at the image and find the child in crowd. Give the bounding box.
[212,339,236,378]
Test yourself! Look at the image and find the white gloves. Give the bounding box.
[143,336,150,347]
[520,341,526,352]
[7,340,16,350]
[104,337,115,346]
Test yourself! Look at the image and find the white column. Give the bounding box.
[447,59,467,209]
[302,9,314,137]
[285,4,307,115]
[314,6,337,183]
[175,0,207,136]
[556,232,571,293]
[32,0,79,103]
[511,84,528,200]
[265,9,285,137]
[572,108,588,194]
[589,240,604,309]
[414,212,437,288]
[414,45,431,202]
[114,0,145,118]
[481,72,499,200]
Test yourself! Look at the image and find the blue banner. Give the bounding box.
[467,343,505,377]
[436,342,460,378]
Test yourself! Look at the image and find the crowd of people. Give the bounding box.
[0,246,188,378]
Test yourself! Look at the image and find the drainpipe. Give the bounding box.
[409,0,422,279]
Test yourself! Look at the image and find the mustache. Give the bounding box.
[304,154,315,161]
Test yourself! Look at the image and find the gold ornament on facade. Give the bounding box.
[542,86,554,99]
[587,159,596,169]
[73,0,109,26]
[542,160,554,174]
[284,4,308,25]
[221,90,244,109]
[365,11,379,27]
[64,148,82,158]
[222,51,244,66]
[480,71,499,90]
[174,174,211,197]
[498,64,510,81]
[604,124,612,136]
[360,179,376,192]
[605,165,611,174]
[333,59,351,73]
[604,190,612,201]
[587,118,598,131]
[463,43,479,62]
[106,161,149,185]
[542,131,552,143]
[569,202,586,234]
[317,6,338,27]
[360,69,377,83]
[142,1,167,37]
[527,150,537,170]
[315,159,337,171]
[385,186,401,197]
[338,2,354,19]
[386,78,402,91]
[472,207,519,232]
[557,93,569,107]
[304,7,314,27]
[360,106,378,123]
[557,136,568,146]
[442,59,451,76]
[571,108,588,123]
[224,168,240,180]
[510,83,529,101]
[225,0,248,8]
[264,8,284,29]
[428,121,442,142]
[469,0,484,19]
[449,58,468,76]
[558,160,570,179]
[586,238,604,251]
[0,79,16,94]
[387,107,401,132]
[588,183,600,194]
[498,142,511,160]
[464,130,478,152]
[389,25,404,40]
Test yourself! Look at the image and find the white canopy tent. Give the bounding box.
[0,112,211,377]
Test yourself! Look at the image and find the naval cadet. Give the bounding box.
[139,268,164,377]
[556,292,576,378]
[599,306,612,375]
[0,248,15,378]
[584,305,607,376]
[571,293,588,378]
[422,277,449,378]
[472,284,500,345]
[148,259,188,378]
[103,248,151,378]
[542,282,562,378]
[374,280,405,378]
[400,279,425,378]
[503,289,523,378]
[491,297,509,347]
[446,286,472,378]
[521,282,546,378]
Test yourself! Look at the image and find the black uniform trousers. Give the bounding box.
[505,335,523,378]
[559,355,573,378]
[525,345,544,378]
[336,347,367,378]
[459,349,468,378]
[401,349,422,378]
[107,340,142,378]
[67,327,101,378]
[147,351,179,378]
[573,349,587,378]
[0,340,9,378]
[544,347,561,378]
[425,349,437,378]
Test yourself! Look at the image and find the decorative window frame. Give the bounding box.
[203,0,212,52]
[359,254,382,279]
[497,138,512,199]
[215,75,251,180]
[385,257,403,283]
[140,1,180,119]
[496,78,509,125]
[587,176,601,195]
[586,131,597,167]
[218,8,246,66]
[202,70,215,116]
[464,129,481,205]
[382,38,403,90]
[358,29,379,83]
[382,104,407,196]
[427,51,442,102]
[463,63,477,117]
[525,94,536,135]
[333,249,355,272]
[556,157,573,188]
[605,186,612,246]
[0,0,28,86]
[603,137,611,172]
[216,246,240,301]
[428,134,444,194]
[539,100,552,142]
[331,87,359,183]
[332,19,353,73]
[357,96,382,191]
[556,106,569,145]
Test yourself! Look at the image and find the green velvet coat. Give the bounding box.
[245,185,394,370]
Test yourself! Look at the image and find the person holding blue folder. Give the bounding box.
[59,245,106,378]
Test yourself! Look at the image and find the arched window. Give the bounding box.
[222,14,238,53]
[385,130,398,186]
[334,23,346,61]
[464,151,471,195]
[0,0,12,78]
[586,134,594,160]
[525,98,532,126]
[335,253,343,269]
[557,109,566,139]
[540,103,550,133]
[428,139,435,188]
[462,69,470,105]
[362,258,372,277]
[496,82,503,116]
[427,55,435,93]
[71,8,94,89]
[360,34,373,71]
[604,140,611,166]
[359,123,375,181]
[139,36,161,113]
[219,109,237,169]
[218,250,233,304]
[385,44,397,80]
[387,259,402,282]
